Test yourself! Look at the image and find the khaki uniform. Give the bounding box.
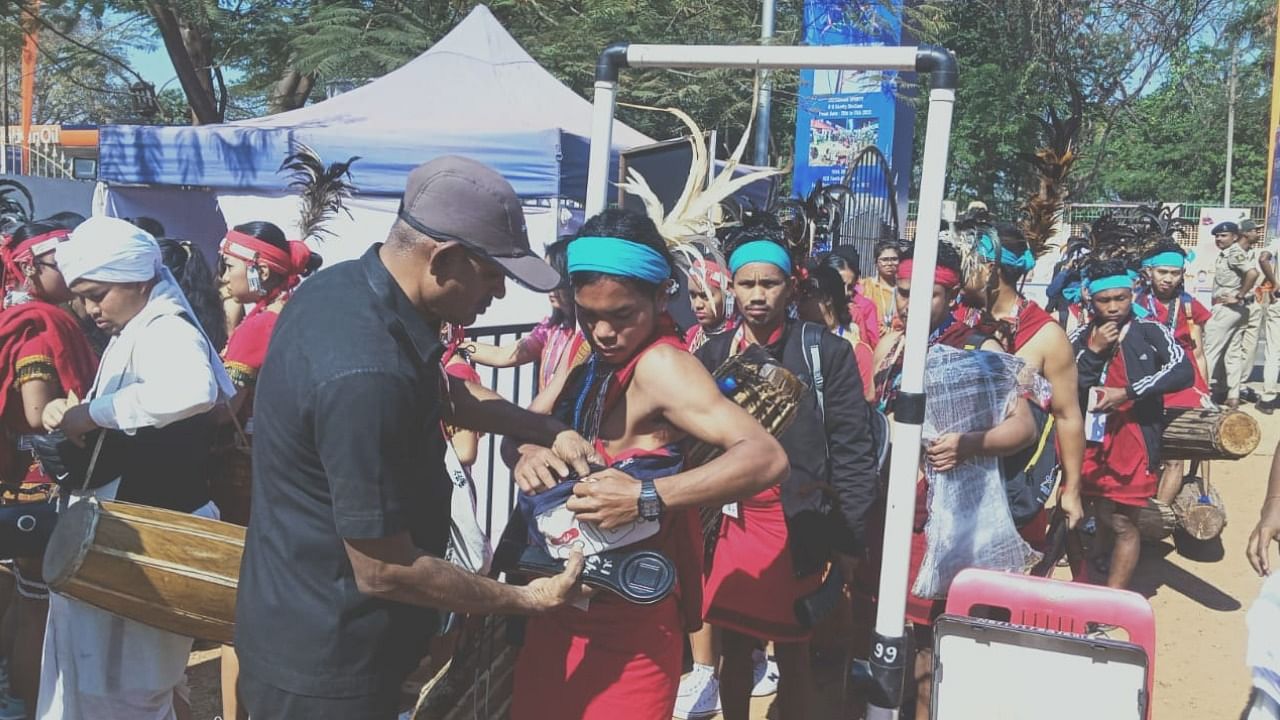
[1203,244,1257,400]
[1262,244,1280,401]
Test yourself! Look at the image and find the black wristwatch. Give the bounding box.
[637,478,664,521]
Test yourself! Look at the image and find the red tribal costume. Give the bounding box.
[215,230,314,524]
[1135,289,1211,409]
[512,317,703,720]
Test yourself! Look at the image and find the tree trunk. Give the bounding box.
[145,0,222,125]
[268,68,316,115]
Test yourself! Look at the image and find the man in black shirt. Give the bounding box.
[235,156,594,718]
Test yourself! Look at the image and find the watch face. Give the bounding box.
[639,496,660,520]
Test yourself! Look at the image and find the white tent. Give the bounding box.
[97,4,653,328]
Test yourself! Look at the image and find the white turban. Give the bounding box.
[57,215,162,286]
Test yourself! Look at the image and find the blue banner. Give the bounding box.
[791,1,913,207]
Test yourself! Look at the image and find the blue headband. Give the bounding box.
[729,240,793,276]
[1062,282,1082,305]
[1141,251,1186,269]
[566,236,671,284]
[976,231,1036,273]
[1087,271,1137,295]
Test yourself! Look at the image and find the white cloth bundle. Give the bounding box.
[913,345,1041,599]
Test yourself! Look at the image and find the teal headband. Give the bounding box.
[567,236,671,284]
[1087,271,1137,295]
[729,240,793,276]
[976,231,1036,273]
[1141,251,1186,269]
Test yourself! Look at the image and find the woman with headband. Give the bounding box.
[0,220,97,720]
[214,220,321,720]
[684,256,735,352]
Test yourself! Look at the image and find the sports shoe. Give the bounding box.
[751,649,779,697]
[673,664,721,719]
[1258,397,1278,415]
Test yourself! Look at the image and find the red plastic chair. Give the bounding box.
[943,568,1156,719]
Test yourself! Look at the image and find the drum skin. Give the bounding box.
[43,498,245,644]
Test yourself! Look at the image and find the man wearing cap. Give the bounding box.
[1252,220,1280,413]
[1203,220,1261,407]
[234,156,595,719]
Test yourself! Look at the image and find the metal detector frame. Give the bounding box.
[585,43,958,720]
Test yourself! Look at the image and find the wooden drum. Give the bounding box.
[42,498,245,644]
[1162,407,1260,461]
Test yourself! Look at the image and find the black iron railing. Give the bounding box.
[464,322,539,540]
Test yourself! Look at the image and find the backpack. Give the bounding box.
[800,323,890,472]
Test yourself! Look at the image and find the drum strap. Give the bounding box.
[77,430,108,495]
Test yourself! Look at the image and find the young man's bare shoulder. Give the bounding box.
[1020,320,1070,369]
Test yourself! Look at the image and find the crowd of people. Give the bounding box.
[0,153,1273,720]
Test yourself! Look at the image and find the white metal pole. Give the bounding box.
[625,44,918,71]
[866,85,955,720]
[586,79,619,217]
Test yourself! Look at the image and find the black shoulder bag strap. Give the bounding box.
[801,322,826,424]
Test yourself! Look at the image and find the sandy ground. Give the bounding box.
[183,402,1278,720]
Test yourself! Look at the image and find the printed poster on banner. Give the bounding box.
[1190,207,1252,303]
[791,0,913,216]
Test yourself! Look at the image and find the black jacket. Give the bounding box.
[696,321,879,576]
[1069,316,1193,471]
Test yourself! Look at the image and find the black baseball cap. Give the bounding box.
[1211,221,1240,235]
[397,156,560,292]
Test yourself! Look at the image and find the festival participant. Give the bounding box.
[1259,230,1280,414]
[233,156,600,719]
[465,238,586,391]
[800,263,875,401]
[0,221,96,720]
[693,220,879,720]
[864,241,1036,718]
[859,240,901,334]
[822,248,880,349]
[1203,221,1260,408]
[159,238,228,353]
[684,257,734,352]
[213,221,322,720]
[506,209,789,720]
[37,216,237,720]
[1135,242,1212,504]
[962,222,1086,529]
[1070,258,1193,591]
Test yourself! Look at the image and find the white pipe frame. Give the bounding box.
[584,43,957,720]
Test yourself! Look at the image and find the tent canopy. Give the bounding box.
[98,5,652,199]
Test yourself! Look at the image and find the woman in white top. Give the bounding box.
[37,216,235,720]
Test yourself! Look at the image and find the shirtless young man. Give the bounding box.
[963,222,1086,528]
[504,209,788,720]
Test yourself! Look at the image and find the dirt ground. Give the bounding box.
[183,402,1277,720]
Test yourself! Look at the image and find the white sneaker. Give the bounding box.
[673,665,721,719]
[751,649,779,697]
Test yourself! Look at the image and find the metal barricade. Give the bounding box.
[464,322,539,542]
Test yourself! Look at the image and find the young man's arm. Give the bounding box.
[1127,323,1194,399]
[564,344,788,529]
[1045,324,1088,527]
[444,375,599,476]
[819,335,880,554]
[1248,437,1280,576]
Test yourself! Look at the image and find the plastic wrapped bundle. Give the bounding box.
[913,345,1042,599]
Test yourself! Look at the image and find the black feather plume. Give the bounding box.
[279,143,360,242]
